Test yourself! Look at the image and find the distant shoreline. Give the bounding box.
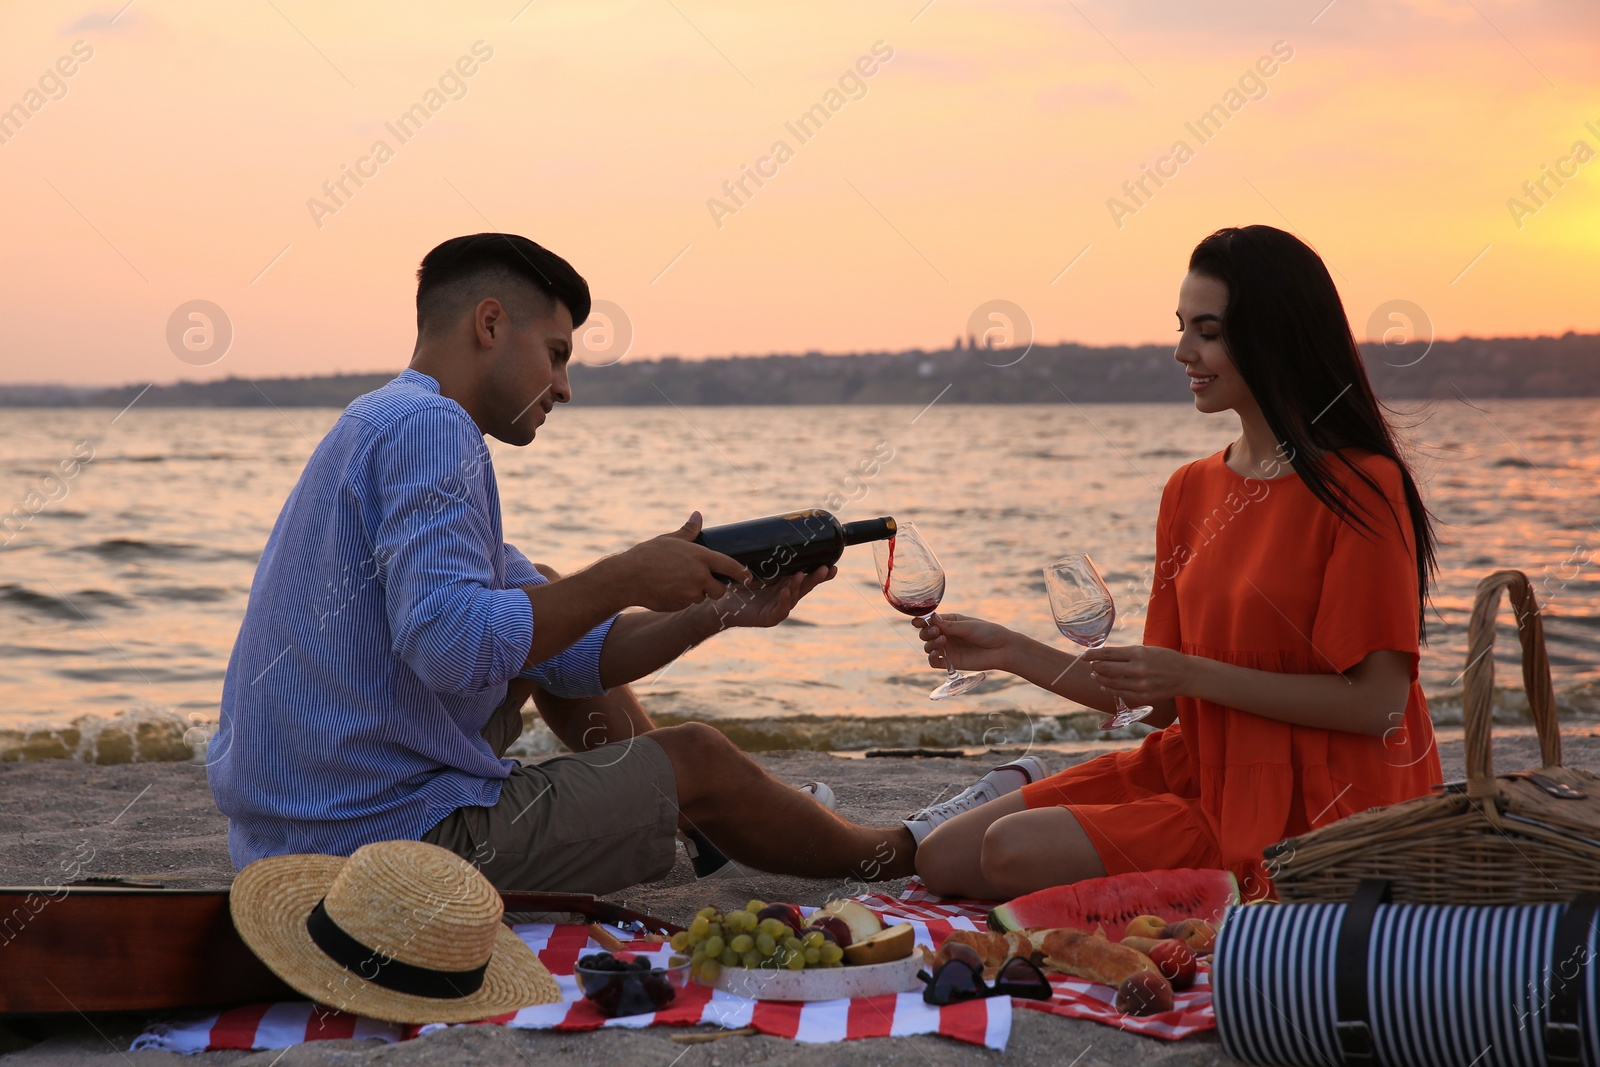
[4,333,1596,407]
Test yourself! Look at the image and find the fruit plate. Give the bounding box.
[705,952,925,1002]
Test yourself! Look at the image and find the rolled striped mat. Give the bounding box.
[1213,899,1598,1067]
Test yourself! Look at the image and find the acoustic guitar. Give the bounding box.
[0,879,682,1015]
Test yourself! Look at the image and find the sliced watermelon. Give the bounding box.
[987,868,1238,936]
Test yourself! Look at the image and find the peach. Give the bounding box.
[1123,914,1170,941]
[1167,918,1217,955]
[1115,970,1174,1016]
[1146,939,1197,991]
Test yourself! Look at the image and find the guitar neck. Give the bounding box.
[497,890,683,935]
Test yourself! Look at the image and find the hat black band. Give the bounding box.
[305,898,489,999]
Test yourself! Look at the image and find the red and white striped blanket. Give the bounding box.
[856,880,1216,1041]
[131,880,1215,1054]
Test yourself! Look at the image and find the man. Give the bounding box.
[209,233,1028,894]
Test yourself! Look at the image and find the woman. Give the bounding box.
[914,225,1441,902]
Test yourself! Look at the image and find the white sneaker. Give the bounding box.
[679,829,750,880]
[799,781,836,810]
[902,757,1046,846]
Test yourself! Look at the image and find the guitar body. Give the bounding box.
[0,885,295,1015]
[0,883,680,1016]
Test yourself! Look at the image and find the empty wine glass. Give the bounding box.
[1043,554,1153,729]
[874,522,987,700]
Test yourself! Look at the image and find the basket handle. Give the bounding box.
[1463,569,1559,800]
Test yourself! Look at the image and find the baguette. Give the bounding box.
[1035,927,1157,987]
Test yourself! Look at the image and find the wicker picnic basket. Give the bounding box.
[1266,569,1600,905]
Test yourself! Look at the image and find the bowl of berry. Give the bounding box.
[574,952,689,1018]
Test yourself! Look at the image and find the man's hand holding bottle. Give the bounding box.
[707,566,837,629]
[604,512,751,613]
[615,512,839,628]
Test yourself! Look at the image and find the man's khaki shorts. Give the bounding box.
[421,694,679,894]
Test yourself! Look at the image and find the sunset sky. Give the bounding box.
[1,0,1597,385]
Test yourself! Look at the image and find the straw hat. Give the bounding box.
[230,840,559,1023]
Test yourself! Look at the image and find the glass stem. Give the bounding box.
[1088,638,1129,715]
[926,614,960,679]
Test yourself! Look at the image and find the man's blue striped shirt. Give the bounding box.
[208,369,614,867]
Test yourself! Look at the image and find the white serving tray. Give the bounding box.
[704,952,925,1002]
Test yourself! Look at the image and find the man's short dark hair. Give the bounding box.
[415,233,590,336]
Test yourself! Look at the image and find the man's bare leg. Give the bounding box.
[520,562,662,752]
[648,722,915,882]
[528,679,654,752]
[518,560,658,753]
[509,590,911,882]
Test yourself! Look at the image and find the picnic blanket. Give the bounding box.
[131,879,1214,1054]
[855,878,1216,1041]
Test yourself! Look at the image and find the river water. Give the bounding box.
[2,397,1597,759]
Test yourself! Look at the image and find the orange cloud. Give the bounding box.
[0,0,1594,385]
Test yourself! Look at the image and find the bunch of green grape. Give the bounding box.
[669,900,846,983]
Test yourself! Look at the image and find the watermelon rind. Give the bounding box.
[987,868,1239,935]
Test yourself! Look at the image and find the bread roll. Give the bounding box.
[940,929,1035,972]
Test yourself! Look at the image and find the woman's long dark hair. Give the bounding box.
[1188,225,1436,636]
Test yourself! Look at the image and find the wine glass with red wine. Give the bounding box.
[1043,553,1153,729]
[873,522,987,700]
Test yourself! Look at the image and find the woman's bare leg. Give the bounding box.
[917,793,1110,899]
[979,807,1107,898]
[914,791,1028,898]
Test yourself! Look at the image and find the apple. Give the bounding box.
[806,915,853,948]
[842,923,914,966]
[1146,939,1197,991]
[755,903,805,938]
[817,899,883,945]
[1115,970,1174,1016]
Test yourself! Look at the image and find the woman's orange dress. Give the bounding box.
[1021,446,1442,899]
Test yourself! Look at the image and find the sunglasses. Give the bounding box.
[918,955,1054,1006]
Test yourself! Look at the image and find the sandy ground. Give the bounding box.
[4,732,1592,1066]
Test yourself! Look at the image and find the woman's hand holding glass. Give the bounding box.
[1043,554,1154,729]
[875,523,988,700]
[913,613,1017,674]
[1081,644,1196,706]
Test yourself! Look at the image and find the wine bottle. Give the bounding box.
[696,510,896,582]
